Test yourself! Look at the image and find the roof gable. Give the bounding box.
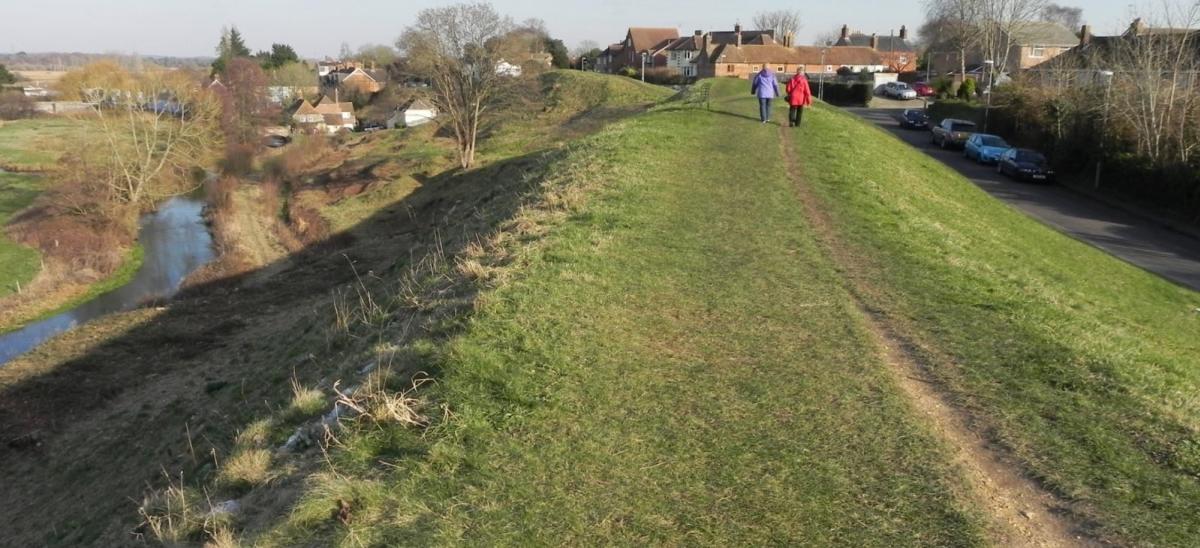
[1006,21,1079,46]
[627,27,679,52]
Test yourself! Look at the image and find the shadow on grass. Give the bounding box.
[0,144,570,545]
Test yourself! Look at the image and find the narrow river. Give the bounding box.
[0,196,215,366]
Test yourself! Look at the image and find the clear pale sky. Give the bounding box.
[0,0,1142,59]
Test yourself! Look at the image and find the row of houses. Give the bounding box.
[597,23,918,79]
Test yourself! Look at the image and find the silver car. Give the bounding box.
[882,82,918,100]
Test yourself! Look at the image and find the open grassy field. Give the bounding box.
[788,94,1200,544]
[0,171,42,298]
[0,117,80,170]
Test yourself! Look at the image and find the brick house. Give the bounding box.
[929,21,1078,77]
[321,62,386,97]
[290,96,357,134]
[693,27,883,79]
[835,24,918,72]
[665,26,776,77]
[603,27,679,72]
[1027,20,1200,85]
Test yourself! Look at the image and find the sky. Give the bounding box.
[0,0,1145,59]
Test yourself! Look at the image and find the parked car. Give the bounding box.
[963,134,1011,164]
[931,118,977,149]
[911,81,935,97]
[882,81,918,100]
[897,109,930,130]
[997,149,1055,183]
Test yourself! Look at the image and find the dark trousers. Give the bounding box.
[758,98,772,122]
[789,106,805,127]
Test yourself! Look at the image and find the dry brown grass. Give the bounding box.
[333,371,431,429]
[217,449,274,492]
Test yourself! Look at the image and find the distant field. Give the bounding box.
[0,117,81,170]
[12,70,67,86]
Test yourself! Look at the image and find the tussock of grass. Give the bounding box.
[287,379,326,420]
[217,449,274,492]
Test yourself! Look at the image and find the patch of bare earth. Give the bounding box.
[777,128,1097,547]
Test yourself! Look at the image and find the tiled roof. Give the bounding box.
[315,96,354,114]
[709,30,775,46]
[836,33,915,52]
[1007,21,1079,46]
[627,28,679,52]
[666,35,702,51]
[707,44,883,66]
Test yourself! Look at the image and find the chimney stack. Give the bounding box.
[1080,24,1092,46]
[784,33,794,47]
[841,24,850,42]
[899,25,908,41]
[695,29,702,36]
[870,33,879,50]
[735,23,743,46]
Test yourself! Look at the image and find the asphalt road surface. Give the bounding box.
[847,106,1200,292]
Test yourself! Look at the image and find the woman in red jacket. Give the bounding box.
[785,68,813,128]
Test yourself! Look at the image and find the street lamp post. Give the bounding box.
[819,47,828,101]
[1095,69,1115,189]
[641,52,648,83]
[983,59,994,132]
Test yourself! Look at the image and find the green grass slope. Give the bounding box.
[0,171,43,298]
[790,96,1200,544]
[255,81,984,545]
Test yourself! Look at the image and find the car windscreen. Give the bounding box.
[906,111,926,119]
[979,136,1007,147]
[1015,151,1046,163]
[950,123,976,132]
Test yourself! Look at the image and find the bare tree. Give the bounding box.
[1041,4,1084,31]
[923,0,984,77]
[397,2,518,169]
[1107,2,1200,165]
[977,0,1050,78]
[753,10,804,39]
[61,63,222,205]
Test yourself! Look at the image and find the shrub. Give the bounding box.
[933,78,955,99]
[0,92,36,120]
[617,66,638,79]
[817,81,873,106]
[641,67,689,86]
[957,78,977,101]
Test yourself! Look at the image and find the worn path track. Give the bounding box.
[777,125,1095,547]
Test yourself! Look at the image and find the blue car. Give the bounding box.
[964,134,1011,164]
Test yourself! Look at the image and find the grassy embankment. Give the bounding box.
[0,171,42,299]
[0,118,70,300]
[0,71,685,546]
[789,98,1200,544]
[229,78,988,546]
[0,117,145,332]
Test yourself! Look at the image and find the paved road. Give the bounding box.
[847,106,1200,292]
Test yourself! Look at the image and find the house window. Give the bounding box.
[727,65,734,73]
[777,66,784,72]
[1030,46,1045,58]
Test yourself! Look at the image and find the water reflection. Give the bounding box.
[0,196,215,365]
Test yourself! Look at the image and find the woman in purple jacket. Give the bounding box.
[750,67,779,124]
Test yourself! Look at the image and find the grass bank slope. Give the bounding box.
[0,171,41,298]
[255,82,983,545]
[790,98,1200,544]
[0,72,675,546]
